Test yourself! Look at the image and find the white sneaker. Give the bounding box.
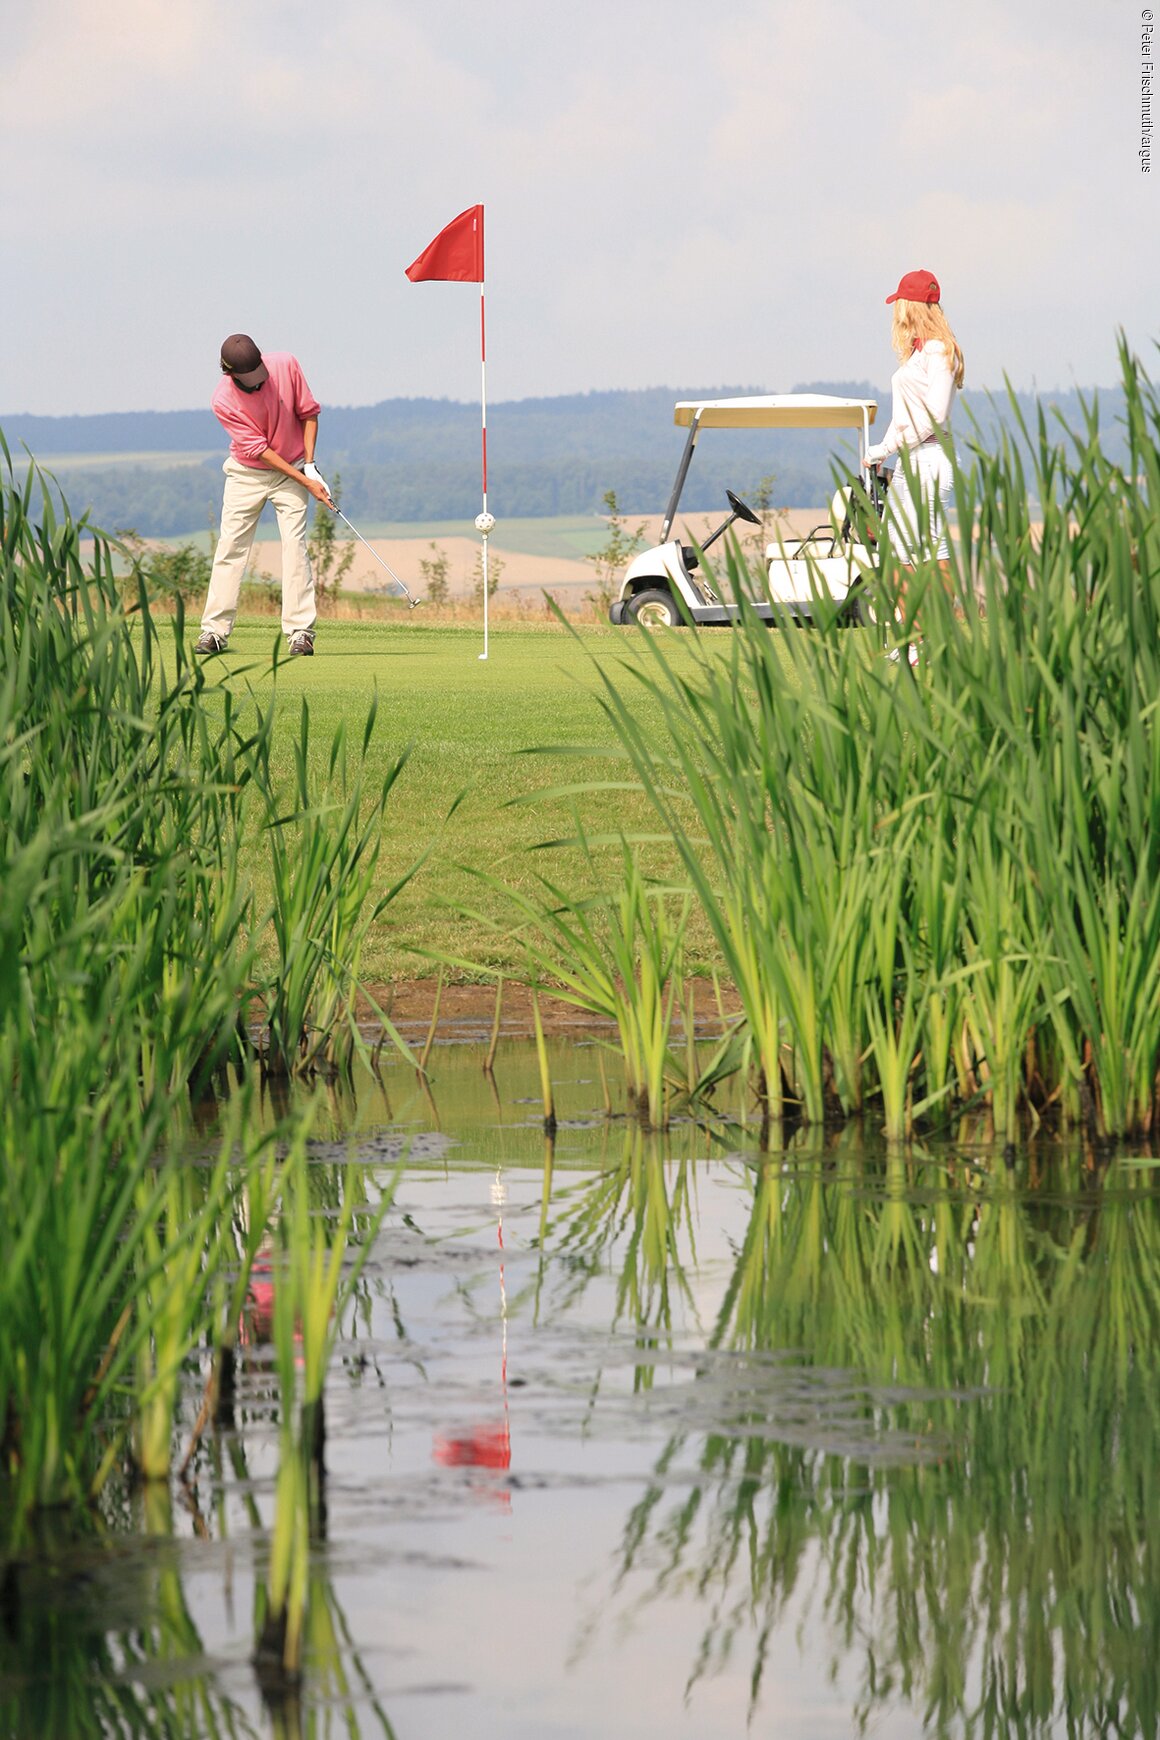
[288,632,315,657]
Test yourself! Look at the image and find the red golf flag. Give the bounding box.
[405,205,484,283]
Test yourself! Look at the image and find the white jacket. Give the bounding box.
[865,340,957,462]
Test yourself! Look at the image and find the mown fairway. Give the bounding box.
[189,618,761,982]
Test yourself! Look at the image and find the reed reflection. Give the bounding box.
[541,1126,700,1368]
[0,1499,255,1740]
[574,1145,1160,1734]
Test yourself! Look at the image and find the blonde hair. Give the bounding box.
[891,299,965,387]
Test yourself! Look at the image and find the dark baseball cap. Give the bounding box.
[220,333,268,387]
[885,270,941,306]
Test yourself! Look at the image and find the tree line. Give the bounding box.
[0,381,1128,538]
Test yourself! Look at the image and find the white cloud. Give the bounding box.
[0,0,1154,415]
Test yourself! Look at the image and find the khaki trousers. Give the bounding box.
[201,459,317,640]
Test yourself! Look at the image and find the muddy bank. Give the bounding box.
[365,977,741,1044]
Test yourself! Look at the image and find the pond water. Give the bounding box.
[4,1036,1160,1739]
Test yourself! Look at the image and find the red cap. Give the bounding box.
[885,269,941,305]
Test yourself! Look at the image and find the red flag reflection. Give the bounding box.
[433,1169,512,1509]
[433,1423,511,1470]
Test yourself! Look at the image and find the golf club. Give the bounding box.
[332,506,422,608]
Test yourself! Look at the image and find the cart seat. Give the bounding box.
[766,524,839,563]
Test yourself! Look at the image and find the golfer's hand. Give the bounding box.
[302,463,334,507]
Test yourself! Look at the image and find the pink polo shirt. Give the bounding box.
[211,352,322,468]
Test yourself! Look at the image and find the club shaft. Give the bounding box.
[334,508,417,602]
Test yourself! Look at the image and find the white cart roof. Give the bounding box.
[674,394,877,430]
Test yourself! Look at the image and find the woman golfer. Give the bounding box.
[863,269,964,659]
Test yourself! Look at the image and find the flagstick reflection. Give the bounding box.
[432,1167,512,1506]
[495,1167,509,1459]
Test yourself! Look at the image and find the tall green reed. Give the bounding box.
[284,1144,397,1480]
[254,1143,397,1684]
[0,442,405,1552]
[457,841,689,1127]
[254,694,415,1078]
[255,1256,312,1689]
[132,1103,290,1483]
[520,340,1160,1147]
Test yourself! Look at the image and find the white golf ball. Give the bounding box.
[475,512,496,535]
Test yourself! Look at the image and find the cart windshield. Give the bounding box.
[660,396,877,541]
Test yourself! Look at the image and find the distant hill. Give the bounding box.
[0,381,1127,537]
[0,407,222,455]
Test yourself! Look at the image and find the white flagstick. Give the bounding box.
[476,276,492,660]
[404,206,489,651]
[476,516,494,657]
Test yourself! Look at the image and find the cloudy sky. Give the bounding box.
[2,0,1154,416]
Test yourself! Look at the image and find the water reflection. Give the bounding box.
[6,1036,1160,1737]
[0,1469,396,1740]
[542,1126,700,1369]
[0,1502,258,1740]
[573,1137,1160,1735]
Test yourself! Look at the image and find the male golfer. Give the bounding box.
[195,334,334,657]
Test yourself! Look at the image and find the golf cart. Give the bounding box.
[608,394,883,628]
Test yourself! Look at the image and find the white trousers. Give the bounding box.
[886,443,954,563]
[201,459,317,640]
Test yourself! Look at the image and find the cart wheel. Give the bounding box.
[627,589,680,628]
